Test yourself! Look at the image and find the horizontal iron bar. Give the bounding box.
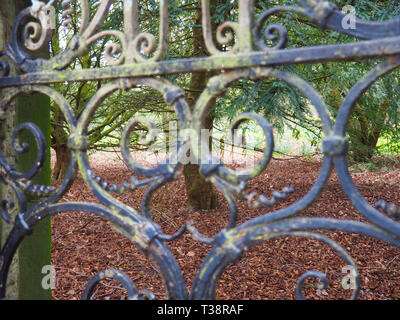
[1,36,400,88]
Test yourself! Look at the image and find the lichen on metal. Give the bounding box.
[1,0,400,300]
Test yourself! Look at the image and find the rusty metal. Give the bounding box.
[1,0,400,300]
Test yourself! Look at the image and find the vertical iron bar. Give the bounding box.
[238,0,254,52]
[124,0,138,40]
[124,0,138,63]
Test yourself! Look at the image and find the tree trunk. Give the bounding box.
[351,129,381,162]
[53,140,71,181]
[183,110,217,210]
[351,99,390,162]
[183,2,218,210]
[51,109,70,181]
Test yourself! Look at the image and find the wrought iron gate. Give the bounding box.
[1,0,400,300]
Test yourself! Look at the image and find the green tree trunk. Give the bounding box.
[0,0,52,300]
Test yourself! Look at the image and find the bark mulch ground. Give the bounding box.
[51,152,400,300]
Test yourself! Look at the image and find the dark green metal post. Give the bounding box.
[15,0,52,300]
[16,93,52,300]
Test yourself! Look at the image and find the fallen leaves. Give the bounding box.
[50,152,400,300]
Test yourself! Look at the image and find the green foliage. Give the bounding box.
[217,0,400,162]
[51,0,400,170]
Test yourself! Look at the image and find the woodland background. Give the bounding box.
[1,0,400,300]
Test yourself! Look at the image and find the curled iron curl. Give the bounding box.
[200,0,240,55]
[120,116,176,179]
[11,123,46,180]
[81,269,155,300]
[86,30,127,66]
[23,1,55,52]
[130,0,168,62]
[0,122,47,181]
[255,6,307,51]
[191,230,360,300]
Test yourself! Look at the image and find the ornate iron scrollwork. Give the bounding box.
[1,0,400,300]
